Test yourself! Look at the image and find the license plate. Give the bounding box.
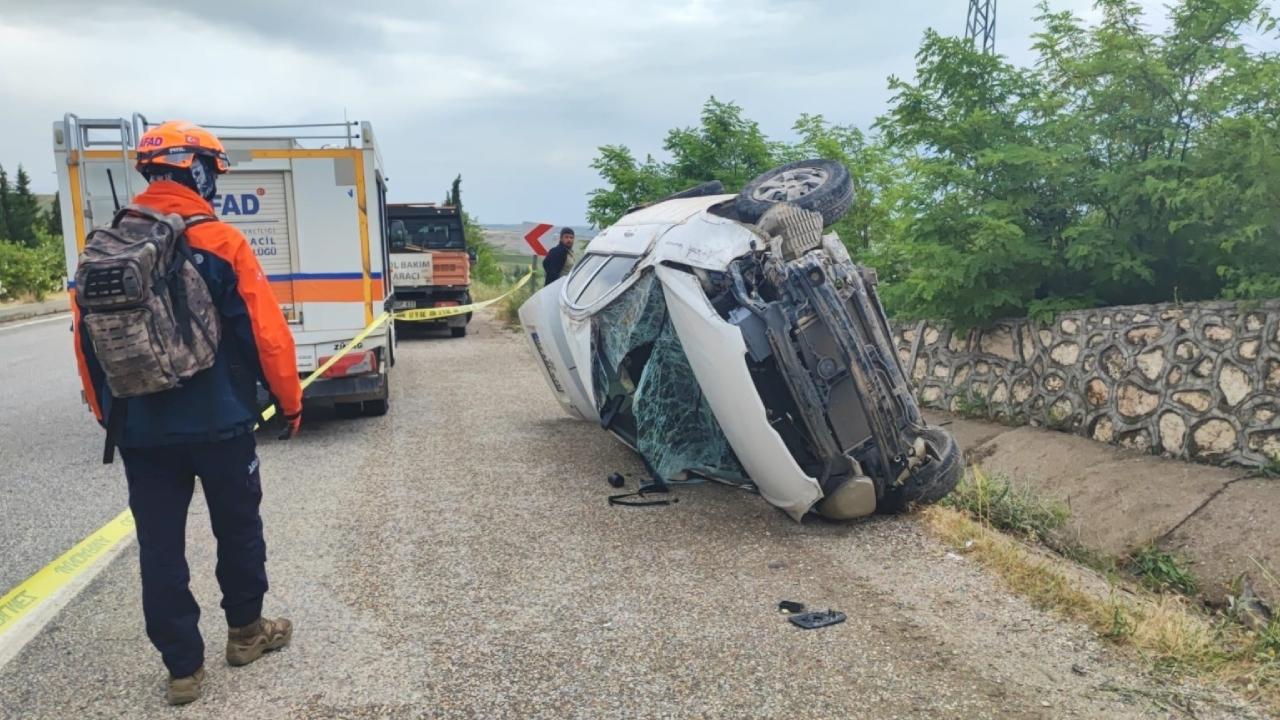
[392,300,415,310]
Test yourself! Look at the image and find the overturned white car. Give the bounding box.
[519,160,961,521]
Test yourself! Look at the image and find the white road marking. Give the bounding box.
[0,314,70,332]
[0,537,134,670]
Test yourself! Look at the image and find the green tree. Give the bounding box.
[873,0,1280,325]
[0,165,10,241]
[449,175,463,213]
[43,191,62,237]
[586,145,669,228]
[663,97,775,191]
[10,165,40,247]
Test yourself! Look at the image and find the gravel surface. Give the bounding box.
[0,314,1267,719]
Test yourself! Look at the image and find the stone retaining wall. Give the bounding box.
[892,299,1280,466]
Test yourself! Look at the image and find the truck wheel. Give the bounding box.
[451,325,467,338]
[877,426,962,514]
[361,371,390,416]
[735,159,853,227]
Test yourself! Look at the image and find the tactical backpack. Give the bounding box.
[75,205,222,404]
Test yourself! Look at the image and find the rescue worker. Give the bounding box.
[541,226,575,285]
[72,121,302,705]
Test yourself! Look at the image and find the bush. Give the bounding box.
[0,230,63,301]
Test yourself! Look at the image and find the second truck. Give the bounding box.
[387,203,474,337]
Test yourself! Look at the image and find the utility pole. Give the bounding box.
[966,0,997,54]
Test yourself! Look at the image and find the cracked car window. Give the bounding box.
[591,272,745,482]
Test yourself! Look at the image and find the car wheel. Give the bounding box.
[877,426,962,514]
[735,159,853,227]
[451,325,467,338]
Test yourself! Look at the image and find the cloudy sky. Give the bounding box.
[0,0,1177,226]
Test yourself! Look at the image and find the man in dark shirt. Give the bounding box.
[542,227,575,285]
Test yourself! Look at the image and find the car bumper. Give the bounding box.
[303,373,387,404]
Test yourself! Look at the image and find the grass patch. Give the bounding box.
[495,280,535,327]
[470,268,541,329]
[940,467,1068,542]
[1260,458,1280,479]
[953,389,990,420]
[1131,546,1199,596]
[924,473,1280,712]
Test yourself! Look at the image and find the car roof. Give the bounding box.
[587,194,736,256]
[614,194,737,226]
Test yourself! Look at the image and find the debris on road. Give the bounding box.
[777,600,806,615]
[787,610,847,630]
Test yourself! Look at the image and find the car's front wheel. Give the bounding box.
[877,426,962,514]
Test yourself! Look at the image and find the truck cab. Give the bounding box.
[387,204,474,337]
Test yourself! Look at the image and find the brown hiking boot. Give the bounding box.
[166,666,205,706]
[226,616,293,667]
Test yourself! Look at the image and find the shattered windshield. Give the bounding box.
[591,271,744,482]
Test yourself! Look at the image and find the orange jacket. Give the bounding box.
[74,181,302,444]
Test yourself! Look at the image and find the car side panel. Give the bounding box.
[517,278,599,422]
[657,266,822,521]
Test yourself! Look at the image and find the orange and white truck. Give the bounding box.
[53,113,395,416]
[387,203,474,337]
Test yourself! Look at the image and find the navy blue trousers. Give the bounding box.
[120,433,268,678]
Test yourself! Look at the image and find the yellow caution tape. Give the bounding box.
[260,270,533,422]
[391,270,532,322]
[0,272,535,640]
[0,510,135,639]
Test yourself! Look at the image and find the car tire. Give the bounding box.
[451,325,467,338]
[735,159,853,227]
[877,426,962,514]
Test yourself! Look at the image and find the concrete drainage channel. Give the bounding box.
[933,410,1280,608]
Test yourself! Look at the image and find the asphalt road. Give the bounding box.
[0,314,126,592]
[0,314,1266,718]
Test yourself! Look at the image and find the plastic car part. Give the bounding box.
[608,481,677,507]
[735,159,854,227]
[777,600,806,614]
[788,610,847,629]
[754,203,825,261]
[813,475,876,519]
[607,472,626,488]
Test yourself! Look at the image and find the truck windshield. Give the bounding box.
[390,219,464,251]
